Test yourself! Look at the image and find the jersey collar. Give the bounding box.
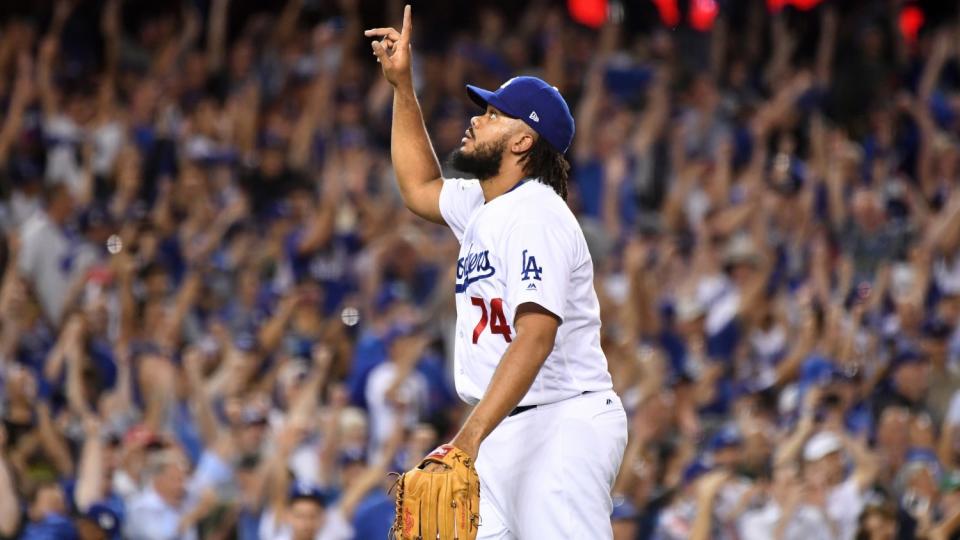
[505,177,534,195]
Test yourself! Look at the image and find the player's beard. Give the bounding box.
[449,134,508,181]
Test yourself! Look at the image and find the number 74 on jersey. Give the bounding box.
[470,297,512,344]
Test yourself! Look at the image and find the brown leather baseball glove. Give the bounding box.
[391,444,481,539]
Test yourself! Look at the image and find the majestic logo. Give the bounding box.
[456,248,496,293]
[521,249,543,281]
[529,111,540,123]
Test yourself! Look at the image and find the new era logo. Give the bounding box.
[529,111,539,122]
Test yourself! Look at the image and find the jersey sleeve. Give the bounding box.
[439,178,484,243]
[503,220,575,323]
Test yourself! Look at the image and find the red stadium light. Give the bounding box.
[652,0,681,27]
[689,0,719,31]
[790,0,824,10]
[767,0,824,12]
[899,5,925,45]
[568,0,608,29]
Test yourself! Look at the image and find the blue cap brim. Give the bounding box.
[466,85,520,119]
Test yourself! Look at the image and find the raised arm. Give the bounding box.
[64,317,93,416]
[271,0,304,48]
[206,0,229,74]
[43,312,80,385]
[293,182,339,256]
[572,51,605,163]
[763,14,795,89]
[100,0,122,80]
[36,402,74,476]
[630,71,669,156]
[157,270,201,349]
[35,0,76,119]
[257,293,301,356]
[621,240,662,343]
[773,390,818,467]
[824,130,849,230]
[110,342,135,418]
[0,432,19,537]
[113,252,138,345]
[814,7,837,86]
[264,425,304,524]
[36,36,60,120]
[289,21,343,171]
[601,150,627,239]
[183,347,222,449]
[365,6,445,224]
[0,242,25,361]
[540,9,567,93]
[925,192,960,254]
[285,346,333,428]
[839,431,877,491]
[74,415,104,512]
[918,28,951,101]
[0,53,34,166]
[316,386,347,487]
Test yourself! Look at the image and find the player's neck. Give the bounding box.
[480,170,527,203]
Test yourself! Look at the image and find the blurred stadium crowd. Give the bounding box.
[1,0,960,538]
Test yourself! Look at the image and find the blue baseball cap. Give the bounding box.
[288,481,329,506]
[84,503,121,537]
[466,76,575,153]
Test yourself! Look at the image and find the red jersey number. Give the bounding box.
[470,297,513,344]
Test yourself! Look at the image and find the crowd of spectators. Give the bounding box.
[1,0,960,538]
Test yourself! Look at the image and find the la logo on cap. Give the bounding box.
[529,111,539,122]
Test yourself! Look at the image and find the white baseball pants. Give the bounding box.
[475,389,628,539]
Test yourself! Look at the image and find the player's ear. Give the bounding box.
[510,129,535,155]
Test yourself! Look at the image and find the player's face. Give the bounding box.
[451,106,528,181]
[461,105,524,156]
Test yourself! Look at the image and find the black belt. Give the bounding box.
[507,391,591,417]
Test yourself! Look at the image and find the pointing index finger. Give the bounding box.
[399,4,412,44]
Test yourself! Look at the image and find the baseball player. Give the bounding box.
[366,6,627,539]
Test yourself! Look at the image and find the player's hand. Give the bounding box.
[364,4,413,88]
[420,440,477,472]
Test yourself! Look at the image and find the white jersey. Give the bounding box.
[439,177,613,407]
